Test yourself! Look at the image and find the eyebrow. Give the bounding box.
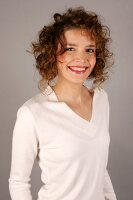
[66,43,96,47]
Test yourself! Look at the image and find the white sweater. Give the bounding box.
[8,85,117,200]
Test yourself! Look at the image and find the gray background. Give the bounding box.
[0,0,133,200]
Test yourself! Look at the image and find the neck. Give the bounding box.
[52,80,88,105]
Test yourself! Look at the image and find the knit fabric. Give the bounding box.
[9,85,117,200]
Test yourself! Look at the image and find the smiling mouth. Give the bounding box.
[68,66,88,73]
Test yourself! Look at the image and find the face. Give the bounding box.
[56,28,96,85]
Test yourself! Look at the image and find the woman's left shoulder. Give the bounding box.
[95,87,109,101]
[85,84,109,100]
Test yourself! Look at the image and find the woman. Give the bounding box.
[8,7,117,200]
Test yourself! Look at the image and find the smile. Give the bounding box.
[68,66,88,73]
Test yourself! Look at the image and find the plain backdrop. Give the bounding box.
[0,0,133,200]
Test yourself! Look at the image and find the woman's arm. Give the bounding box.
[8,105,38,200]
[104,91,117,200]
[104,169,117,200]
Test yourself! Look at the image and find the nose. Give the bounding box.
[74,51,87,62]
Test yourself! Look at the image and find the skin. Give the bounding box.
[52,28,96,121]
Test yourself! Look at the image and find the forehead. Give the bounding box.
[64,28,95,43]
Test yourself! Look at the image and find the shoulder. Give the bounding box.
[86,84,108,99]
[17,91,49,116]
[95,86,108,98]
[85,84,109,104]
[94,87,109,107]
[16,85,56,119]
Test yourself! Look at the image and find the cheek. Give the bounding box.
[57,54,65,63]
[57,54,71,63]
[90,55,96,65]
[94,58,96,65]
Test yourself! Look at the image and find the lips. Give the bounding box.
[68,66,88,73]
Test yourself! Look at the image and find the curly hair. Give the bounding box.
[31,7,113,90]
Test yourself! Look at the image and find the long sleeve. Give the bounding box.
[104,92,117,200]
[104,170,117,200]
[8,105,38,200]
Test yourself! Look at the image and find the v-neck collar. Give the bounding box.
[43,84,99,129]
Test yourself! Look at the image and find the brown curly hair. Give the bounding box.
[31,7,113,90]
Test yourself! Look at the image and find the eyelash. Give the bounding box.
[64,47,74,51]
[86,48,95,53]
[64,47,95,53]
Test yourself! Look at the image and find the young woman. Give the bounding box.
[8,7,117,200]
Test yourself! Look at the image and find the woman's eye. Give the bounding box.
[86,48,95,53]
[65,47,74,51]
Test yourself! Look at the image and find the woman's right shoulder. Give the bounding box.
[17,91,49,115]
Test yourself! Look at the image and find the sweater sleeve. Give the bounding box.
[104,91,117,199]
[8,105,38,200]
[104,169,117,200]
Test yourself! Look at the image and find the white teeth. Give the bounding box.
[69,67,86,71]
